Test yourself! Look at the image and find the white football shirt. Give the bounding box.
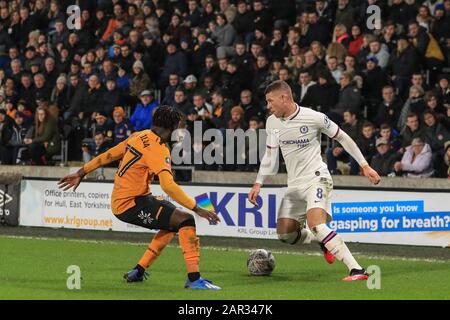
[265,105,340,186]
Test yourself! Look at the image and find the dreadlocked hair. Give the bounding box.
[152,105,182,130]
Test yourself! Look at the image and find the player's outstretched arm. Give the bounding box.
[58,140,127,191]
[158,170,220,224]
[333,129,381,185]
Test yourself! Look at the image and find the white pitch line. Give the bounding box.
[1,235,448,263]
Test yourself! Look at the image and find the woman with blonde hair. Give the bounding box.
[332,23,350,47]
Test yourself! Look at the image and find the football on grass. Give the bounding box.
[247,249,276,276]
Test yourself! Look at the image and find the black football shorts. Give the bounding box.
[116,195,176,231]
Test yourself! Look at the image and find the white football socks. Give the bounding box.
[312,223,362,271]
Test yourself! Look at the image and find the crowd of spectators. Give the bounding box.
[0,0,449,178]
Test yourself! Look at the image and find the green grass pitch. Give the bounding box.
[0,236,449,300]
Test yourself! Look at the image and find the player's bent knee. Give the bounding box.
[278,232,301,245]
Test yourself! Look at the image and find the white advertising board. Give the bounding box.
[19,179,450,247]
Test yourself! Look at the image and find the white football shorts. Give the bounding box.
[278,172,333,223]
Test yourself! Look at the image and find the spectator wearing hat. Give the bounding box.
[370,137,398,176]
[160,41,188,87]
[50,75,68,113]
[431,3,450,46]
[9,111,31,164]
[23,106,60,165]
[394,137,434,178]
[0,108,14,164]
[112,106,134,145]
[183,74,199,102]
[211,13,237,59]
[129,60,152,102]
[362,55,390,119]
[130,90,159,131]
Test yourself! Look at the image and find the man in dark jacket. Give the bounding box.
[388,35,420,98]
[64,73,86,121]
[252,0,272,35]
[329,71,363,123]
[370,138,398,176]
[82,75,105,118]
[304,11,330,46]
[362,56,390,119]
[326,109,361,175]
[375,85,403,129]
[102,78,124,117]
[160,41,188,88]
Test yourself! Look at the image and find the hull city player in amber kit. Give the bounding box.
[248,80,381,281]
[58,106,221,290]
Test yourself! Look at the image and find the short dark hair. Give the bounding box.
[380,123,391,130]
[362,121,374,129]
[407,112,418,120]
[264,80,292,96]
[152,105,182,130]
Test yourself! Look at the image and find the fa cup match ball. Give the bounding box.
[247,249,276,276]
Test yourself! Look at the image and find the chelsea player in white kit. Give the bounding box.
[248,80,381,281]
